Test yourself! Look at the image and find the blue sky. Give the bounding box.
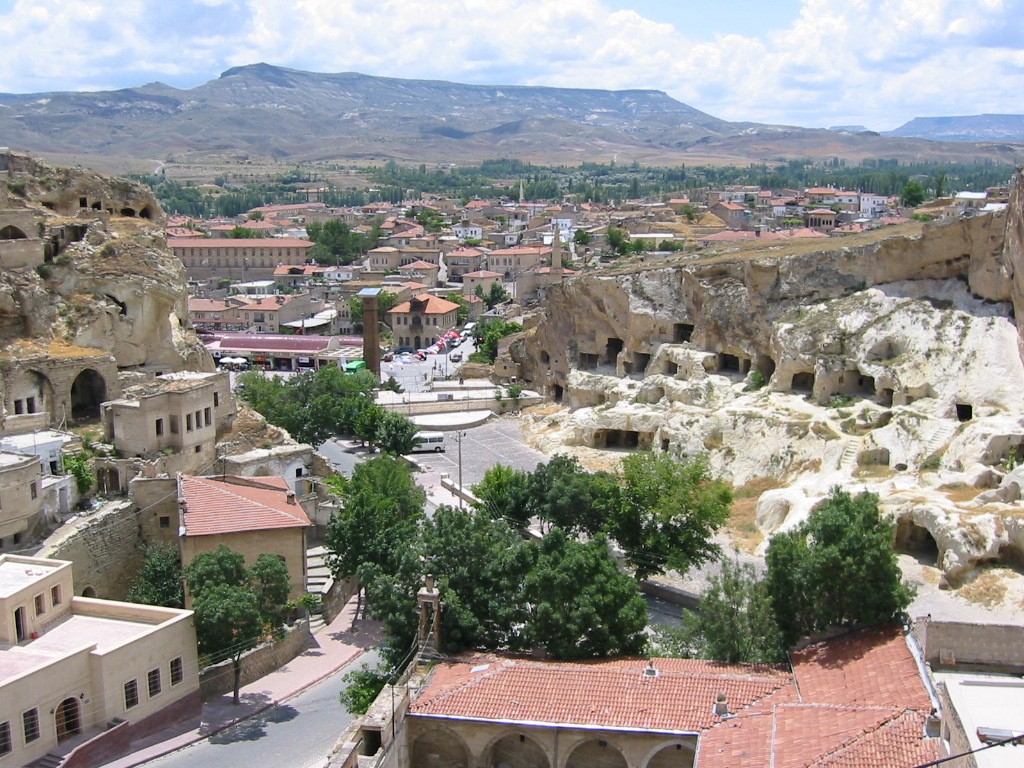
[0,0,1020,130]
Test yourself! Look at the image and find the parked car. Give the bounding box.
[450,352,463,363]
[395,347,414,355]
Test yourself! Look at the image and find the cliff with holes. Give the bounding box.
[514,168,1024,585]
[0,150,211,432]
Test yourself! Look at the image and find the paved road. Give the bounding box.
[144,650,380,768]
[411,419,548,488]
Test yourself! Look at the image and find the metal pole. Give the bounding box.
[457,431,464,509]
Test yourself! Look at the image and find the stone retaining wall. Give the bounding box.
[199,619,311,700]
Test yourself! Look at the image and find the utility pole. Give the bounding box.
[456,431,466,508]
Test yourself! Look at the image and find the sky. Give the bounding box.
[0,0,1021,130]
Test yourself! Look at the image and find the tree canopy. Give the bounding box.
[184,545,293,703]
[900,180,926,207]
[128,543,184,608]
[765,487,914,647]
[305,219,373,265]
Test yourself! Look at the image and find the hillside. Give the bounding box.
[1,64,1022,167]
[886,114,1024,143]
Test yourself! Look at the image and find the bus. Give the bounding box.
[410,431,446,453]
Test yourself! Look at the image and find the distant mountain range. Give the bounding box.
[1,64,1021,167]
[886,114,1024,143]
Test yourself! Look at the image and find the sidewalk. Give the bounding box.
[102,595,377,768]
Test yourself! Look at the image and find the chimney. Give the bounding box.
[714,692,729,716]
[286,491,296,505]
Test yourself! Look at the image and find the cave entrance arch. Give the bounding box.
[70,368,107,422]
[791,371,815,393]
[604,337,624,366]
[552,383,564,403]
[894,518,939,567]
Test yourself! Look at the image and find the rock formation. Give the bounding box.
[514,169,1024,586]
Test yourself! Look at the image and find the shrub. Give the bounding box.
[744,370,767,391]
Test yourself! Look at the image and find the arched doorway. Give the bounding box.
[55,697,81,742]
[486,733,549,768]
[412,729,472,767]
[81,586,96,597]
[70,368,107,421]
[0,224,28,239]
[566,739,626,768]
[646,741,697,768]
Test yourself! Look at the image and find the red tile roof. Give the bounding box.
[167,237,313,248]
[180,475,310,537]
[412,629,940,768]
[412,657,790,733]
[389,293,460,315]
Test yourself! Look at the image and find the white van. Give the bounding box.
[462,322,477,338]
[410,431,446,453]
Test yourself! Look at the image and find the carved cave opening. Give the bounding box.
[70,368,108,422]
[674,323,694,343]
[791,371,815,393]
[578,353,598,370]
[0,225,27,240]
[604,337,624,365]
[956,403,973,422]
[894,518,939,567]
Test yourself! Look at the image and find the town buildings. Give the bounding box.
[0,554,200,767]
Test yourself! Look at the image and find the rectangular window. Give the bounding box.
[155,418,164,437]
[186,413,193,432]
[204,407,212,427]
[30,482,37,500]
[34,594,45,616]
[22,709,39,743]
[213,392,220,407]
[0,721,10,756]
[26,396,36,414]
[148,667,161,697]
[50,585,61,606]
[170,415,179,434]
[13,399,23,415]
[170,657,184,686]
[159,515,171,529]
[124,679,139,709]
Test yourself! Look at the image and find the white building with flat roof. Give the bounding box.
[0,554,200,766]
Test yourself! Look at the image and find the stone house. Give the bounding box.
[101,371,235,477]
[388,294,461,350]
[386,627,941,768]
[0,554,200,768]
[451,222,483,241]
[177,474,312,601]
[485,245,550,278]
[445,246,487,282]
[0,208,46,269]
[0,452,44,552]
[461,270,503,297]
[397,260,441,287]
[0,430,78,528]
[709,201,749,230]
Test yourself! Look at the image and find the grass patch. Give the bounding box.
[939,482,986,503]
[726,477,784,553]
[959,567,1010,608]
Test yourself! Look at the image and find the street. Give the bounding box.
[410,419,548,488]
[143,650,380,768]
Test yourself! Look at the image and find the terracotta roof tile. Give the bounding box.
[180,475,310,537]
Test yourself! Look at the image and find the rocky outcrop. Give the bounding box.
[517,171,1024,583]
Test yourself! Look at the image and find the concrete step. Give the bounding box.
[31,754,64,768]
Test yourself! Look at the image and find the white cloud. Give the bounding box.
[0,0,1021,128]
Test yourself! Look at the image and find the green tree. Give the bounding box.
[227,225,259,238]
[339,663,389,714]
[573,228,591,245]
[765,487,915,647]
[469,318,523,364]
[606,227,629,256]
[305,219,369,265]
[127,543,184,608]
[679,554,784,663]
[900,180,926,207]
[184,545,248,596]
[192,584,263,704]
[483,282,510,310]
[932,170,948,199]
[679,203,699,222]
[471,464,533,529]
[609,453,731,579]
[423,505,534,651]
[375,410,418,455]
[525,529,647,659]
[529,455,619,536]
[248,553,292,627]
[63,453,94,495]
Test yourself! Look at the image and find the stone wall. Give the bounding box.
[935,682,978,768]
[913,616,1024,672]
[198,619,311,700]
[322,575,359,624]
[38,499,143,599]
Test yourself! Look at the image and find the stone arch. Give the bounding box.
[70,368,108,421]
[7,368,55,419]
[644,740,697,768]
[485,731,549,768]
[81,586,97,597]
[120,207,137,217]
[565,738,627,768]
[412,726,472,768]
[540,349,551,365]
[0,224,28,239]
[139,205,154,220]
[791,371,815,393]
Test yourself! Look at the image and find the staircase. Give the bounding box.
[305,545,333,633]
[838,439,861,473]
[925,422,958,456]
[31,754,63,768]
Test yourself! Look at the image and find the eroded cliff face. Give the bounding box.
[0,154,210,372]
[517,172,1024,585]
